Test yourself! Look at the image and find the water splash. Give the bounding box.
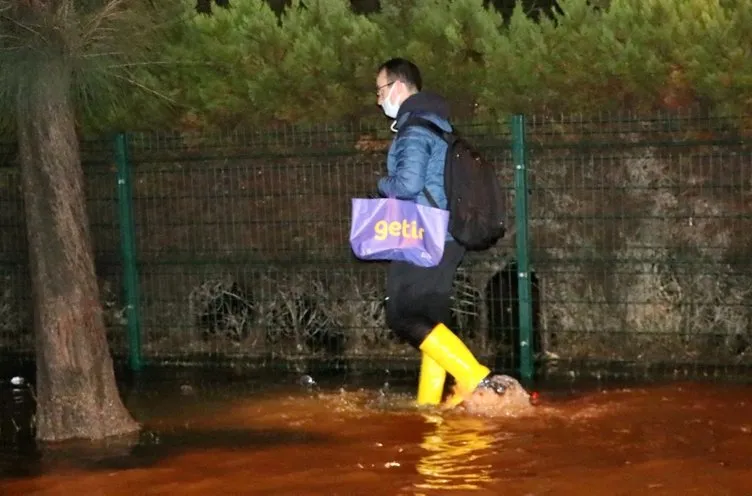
[299,375,319,394]
[379,381,390,396]
[458,374,537,418]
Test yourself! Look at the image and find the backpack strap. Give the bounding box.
[423,183,440,209]
[399,116,456,209]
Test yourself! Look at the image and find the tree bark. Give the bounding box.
[16,59,140,442]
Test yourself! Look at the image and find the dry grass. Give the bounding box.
[135,266,494,359]
[324,273,393,356]
[255,271,338,354]
[188,274,254,342]
[137,267,400,358]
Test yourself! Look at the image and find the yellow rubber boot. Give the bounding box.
[417,352,446,406]
[419,323,490,408]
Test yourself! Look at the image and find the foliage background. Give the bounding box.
[83,0,752,134]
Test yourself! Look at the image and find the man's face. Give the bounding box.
[376,70,396,106]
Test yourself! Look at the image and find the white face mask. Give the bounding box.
[380,83,400,119]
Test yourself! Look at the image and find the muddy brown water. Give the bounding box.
[1,372,751,495]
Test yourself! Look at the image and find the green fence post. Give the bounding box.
[114,132,143,372]
[510,114,534,382]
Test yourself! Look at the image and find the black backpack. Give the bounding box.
[403,117,507,251]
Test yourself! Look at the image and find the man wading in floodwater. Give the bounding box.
[374,58,504,409]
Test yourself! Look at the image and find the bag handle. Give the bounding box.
[422,186,439,209]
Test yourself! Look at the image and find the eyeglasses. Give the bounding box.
[376,81,395,96]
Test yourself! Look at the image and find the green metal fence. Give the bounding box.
[1,111,751,381]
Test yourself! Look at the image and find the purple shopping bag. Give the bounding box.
[349,197,449,267]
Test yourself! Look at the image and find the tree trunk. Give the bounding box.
[16,58,140,442]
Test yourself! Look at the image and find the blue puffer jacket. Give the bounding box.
[377,91,453,239]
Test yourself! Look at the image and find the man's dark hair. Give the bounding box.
[378,58,422,91]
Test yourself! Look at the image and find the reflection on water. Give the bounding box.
[2,368,751,496]
[414,413,500,492]
[411,374,535,492]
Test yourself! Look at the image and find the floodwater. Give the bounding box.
[1,369,752,496]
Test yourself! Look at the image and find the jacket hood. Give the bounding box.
[395,91,451,124]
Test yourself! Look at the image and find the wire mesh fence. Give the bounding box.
[119,120,516,372]
[525,111,752,378]
[1,111,750,380]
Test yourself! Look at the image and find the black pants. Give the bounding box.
[385,241,466,349]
